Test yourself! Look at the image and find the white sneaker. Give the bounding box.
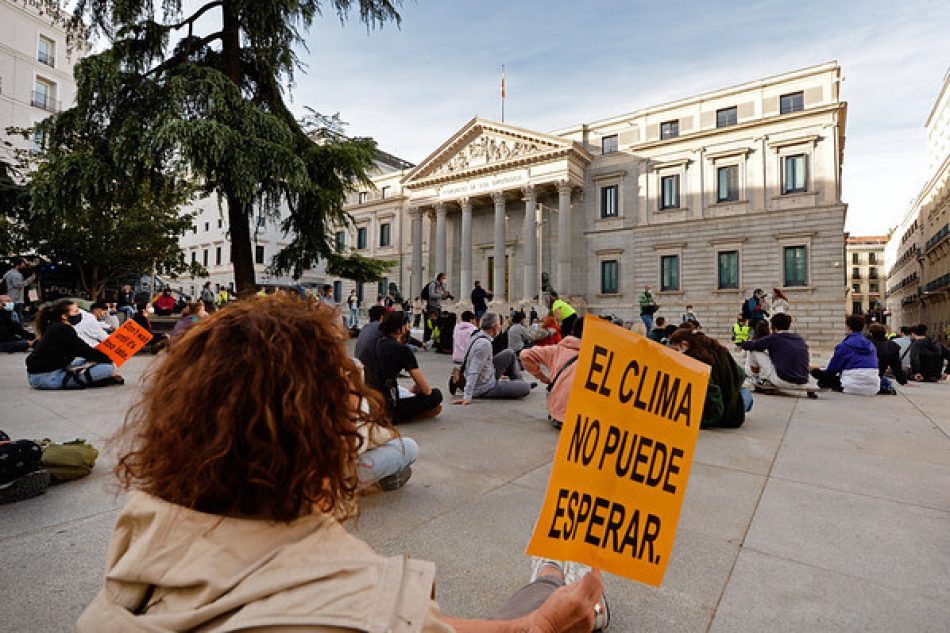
[529,556,564,583]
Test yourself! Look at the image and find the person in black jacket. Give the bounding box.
[26,299,122,390]
[0,294,35,353]
[867,323,906,394]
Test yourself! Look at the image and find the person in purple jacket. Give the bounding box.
[810,314,880,395]
[740,313,819,397]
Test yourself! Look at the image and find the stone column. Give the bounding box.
[434,202,447,277]
[492,191,507,301]
[460,197,473,300]
[557,181,572,296]
[522,185,537,302]
[409,207,424,300]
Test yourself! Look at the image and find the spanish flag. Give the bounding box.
[501,64,506,99]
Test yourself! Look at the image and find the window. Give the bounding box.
[783,245,808,287]
[852,283,860,293]
[852,301,863,315]
[217,219,223,229]
[32,78,57,112]
[716,165,739,202]
[717,251,739,289]
[660,175,679,210]
[333,281,342,303]
[660,255,680,291]
[716,106,737,128]
[869,252,877,264]
[381,186,391,199]
[356,282,364,304]
[378,277,388,298]
[780,91,804,114]
[783,154,807,194]
[335,230,345,251]
[357,226,367,250]
[601,135,618,154]
[204,221,209,232]
[379,222,391,247]
[255,244,265,264]
[600,260,618,294]
[869,267,878,280]
[852,267,861,279]
[869,283,879,293]
[202,250,209,267]
[215,247,222,265]
[600,185,619,218]
[660,120,679,139]
[358,191,369,204]
[38,36,55,67]
[852,252,860,264]
[256,215,266,228]
[30,129,45,155]
[192,225,198,234]
[190,251,197,264]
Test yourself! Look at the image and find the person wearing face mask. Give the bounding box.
[71,304,111,347]
[0,294,35,353]
[26,299,122,389]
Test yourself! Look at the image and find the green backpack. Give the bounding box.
[35,439,99,482]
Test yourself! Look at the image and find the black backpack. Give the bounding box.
[420,281,432,301]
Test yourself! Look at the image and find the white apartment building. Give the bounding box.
[336,62,849,350]
[0,0,82,162]
[845,236,886,317]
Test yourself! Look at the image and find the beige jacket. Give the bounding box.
[77,491,453,633]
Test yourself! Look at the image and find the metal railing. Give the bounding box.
[38,50,55,67]
[31,91,59,113]
[926,224,949,252]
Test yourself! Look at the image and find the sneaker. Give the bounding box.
[377,466,412,491]
[529,382,539,390]
[806,391,819,399]
[562,561,610,631]
[529,556,564,583]
[0,470,51,504]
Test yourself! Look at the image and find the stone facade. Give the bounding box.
[885,68,950,341]
[0,0,83,163]
[845,236,886,317]
[339,62,849,351]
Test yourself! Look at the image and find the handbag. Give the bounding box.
[450,333,486,393]
[35,438,99,482]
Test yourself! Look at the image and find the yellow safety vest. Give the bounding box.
[733,323,751,343]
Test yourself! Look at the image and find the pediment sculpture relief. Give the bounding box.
[432,134,546,176]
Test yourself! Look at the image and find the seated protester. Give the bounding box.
[894,326,913,374]
[669,328,750,429]
[908,324,950,382]
[0,294,35,353]
[0,430,49,503]
[116,285,135,322]
[90,302,119,333]
[867,323,907,394]
[452,310,478,363]
[521,317,585,429]
[132,300,167,353]
[453,313,533,404]
[26,299,122,390]
[169,302,207,344]
[424,307,440,348]
[76,296,605,633]
[153,288,176,316]
[740,313,819,397]
[354,305,388,360]
[507,310,539,354]
[435,310,456,354]
[548,291,577,338]
[534,312,562,347]
[491,315,511,356]
[648,316,667,343]
[810,315,880,395]
[359,311,443,423]
[73,306,110,347]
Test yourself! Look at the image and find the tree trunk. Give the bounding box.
[222,1,257,298]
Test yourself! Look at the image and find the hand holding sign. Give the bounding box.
[95,320,152,368]
[527,318,710,586]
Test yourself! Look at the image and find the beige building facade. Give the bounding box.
[885,68,950,341]
[338,62,850,350]
[0,0,82,162]
[845,236,886,317]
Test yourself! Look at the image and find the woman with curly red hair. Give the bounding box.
[78,296,602,632]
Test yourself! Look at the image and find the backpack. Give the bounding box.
[420,281,431,301]
[35,438,99,482]
[741,297,755,320]
[918,344,945,381]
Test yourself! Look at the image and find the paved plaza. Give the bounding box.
[1,345,949,632]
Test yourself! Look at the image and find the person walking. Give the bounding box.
[638,285,658,332]
[470,280,493,322]
[770,288,790,315]
[200,282,216,313]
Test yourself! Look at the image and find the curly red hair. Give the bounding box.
[114,295,389,522]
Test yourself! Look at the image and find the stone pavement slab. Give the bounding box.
[1,345,949,632]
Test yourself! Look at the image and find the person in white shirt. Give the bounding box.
[91,302,119,333]
[72,308,110,347]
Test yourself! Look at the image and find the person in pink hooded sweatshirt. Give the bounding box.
[520,316,585,429]
[452,310,479,363]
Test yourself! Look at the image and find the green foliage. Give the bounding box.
[325,252,395,284]
[0,159,30,256]
[39,0,402,295]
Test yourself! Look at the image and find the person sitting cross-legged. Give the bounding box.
[452,312,534,405]
[810,314,880,395]
[740,313,819,397]
[866,323,908,394]
[453,310,478,363]
[360,311,443,423]
[0,294,34,353]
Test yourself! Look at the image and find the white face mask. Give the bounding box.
[147,305,155,314]
[3,302,13,312]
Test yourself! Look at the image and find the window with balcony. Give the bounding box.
[852,284,860,293]
[869,267,878,280]
[660,175,680,210]
[782,154,807,194]
[716,165,739,202]
[716,106,737,128]
[660,120,679,139]
[602,135,618,154]
[852,267,861,280]
[869,283,879,293]
[780,91,804,114]
[600,185,619,218]
[38,36,55,67]
[32,78,58,112]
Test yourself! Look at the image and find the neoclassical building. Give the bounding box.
[339,62,849,350]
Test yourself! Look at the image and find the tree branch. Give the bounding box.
[145,31,224,77]
[166,1,224,37]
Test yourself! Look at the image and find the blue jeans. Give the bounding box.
[879,376,893,392]
[740,387,753,412]
[117,306,135,322]
[348,307,359,328]
[357,438,418,488]
[27,358,114,390]
[641,314,654,332]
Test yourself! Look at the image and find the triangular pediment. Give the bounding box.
[402,118,584,187]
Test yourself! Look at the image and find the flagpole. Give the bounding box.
[501,64,506,122]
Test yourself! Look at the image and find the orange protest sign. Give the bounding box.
[95,320,152,367]
[526,318,710,586]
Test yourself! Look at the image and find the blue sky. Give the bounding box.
[286,0,950,235]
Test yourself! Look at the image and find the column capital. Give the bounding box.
[435,202,447,215]
[557,180,573,195]
[458,196,472,209]
[408,206,422,219]
[491,191,506,204]
[521,184,536,199]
